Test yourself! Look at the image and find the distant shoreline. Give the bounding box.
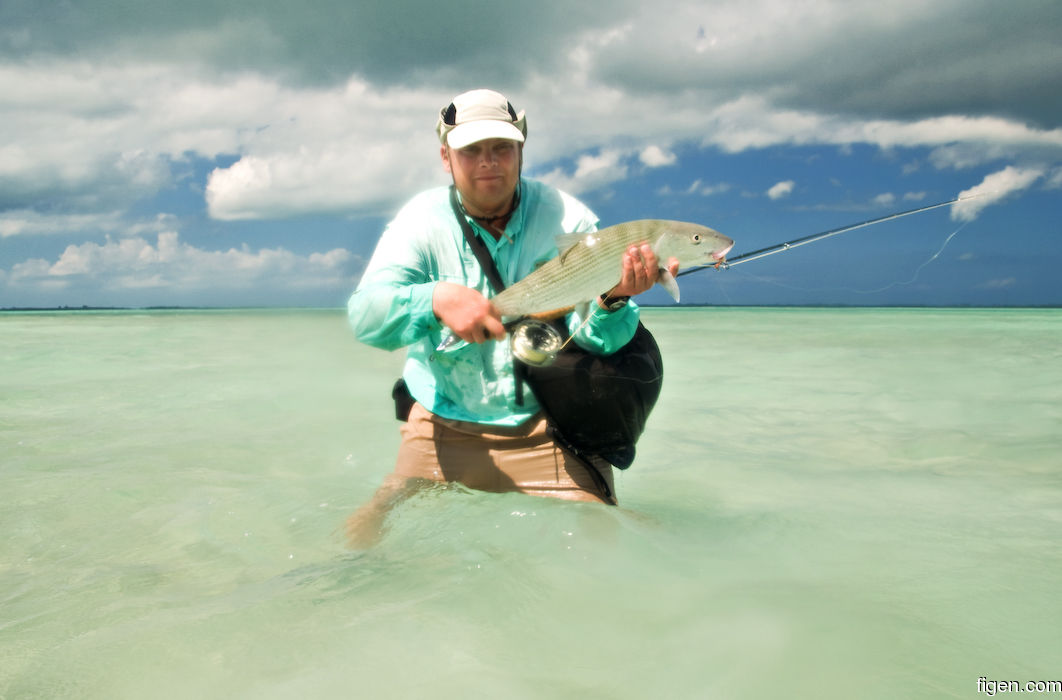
[4,304,1060,312]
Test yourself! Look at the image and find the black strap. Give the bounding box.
[448,185,526,404]
[449,186,507,294]
[446,186,613,501]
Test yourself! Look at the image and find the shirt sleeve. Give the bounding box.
[567,300,640,355]
[347,219,444,352]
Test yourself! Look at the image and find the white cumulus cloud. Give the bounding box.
[0,210,127,238]
[536,149,629,195]
[767,180,795,200]
[951,166,1045,222]
[639,145,677,168]
[5,231,357,305]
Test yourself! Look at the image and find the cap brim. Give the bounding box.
[446,121,525,149]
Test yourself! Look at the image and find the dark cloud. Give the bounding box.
[0,0,631,86]
[785,2,1062,130]
[2,0,1058,230]
[585,0,1062,129]
[6,0,1057,127]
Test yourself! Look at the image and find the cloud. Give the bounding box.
[586,0,1062,129]
[951,166,1045,222]
[3,6,1062,224]
[639,145,677,168]
[0,0,620,86]
[0,62,450,221]
[701,96,1062,157]
[4,231,358,304]
[0,209,127,238]
[656,179,730,197]
[688,180,730,196]
[204,79,454,219]
[767,180,795,200]
[536,149,630,196]
[7,1,1059,134]
[0,61,271,212]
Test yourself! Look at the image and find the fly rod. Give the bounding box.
[677,193,983,276]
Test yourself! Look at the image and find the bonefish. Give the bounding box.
[437,220,733,351]
[491,220,733,319]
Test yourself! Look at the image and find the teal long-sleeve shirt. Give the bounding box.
[347,179,640,426]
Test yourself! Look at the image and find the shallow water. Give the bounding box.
[2,307,1060,699]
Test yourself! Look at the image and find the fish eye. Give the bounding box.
[692,234,701,242]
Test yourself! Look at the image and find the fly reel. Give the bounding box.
[509,319,564,367]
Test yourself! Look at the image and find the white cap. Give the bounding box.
[436,89,527,148]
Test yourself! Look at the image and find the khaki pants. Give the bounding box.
[394,403,616,505]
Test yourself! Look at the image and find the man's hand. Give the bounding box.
[602,243,680,302]
[433,282,506,344]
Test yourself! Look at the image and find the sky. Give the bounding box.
[1,0,1060,308]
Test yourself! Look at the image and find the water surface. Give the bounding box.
[2,308,1059,698]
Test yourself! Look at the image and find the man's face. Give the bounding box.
[441,138,521,216]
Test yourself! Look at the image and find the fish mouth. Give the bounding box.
[711,241,734,261]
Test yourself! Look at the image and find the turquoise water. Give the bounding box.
[2,308,1060,699]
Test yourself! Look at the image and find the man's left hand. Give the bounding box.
[603,243,680,301]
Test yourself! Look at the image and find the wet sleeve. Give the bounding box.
[567,300,640,355]
[347,224,443,352]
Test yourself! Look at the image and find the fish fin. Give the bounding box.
[435,333,468,353]
[575,301,591,320]
[658,268,681,302]
[553,232,587,253]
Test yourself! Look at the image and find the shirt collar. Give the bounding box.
[467,182,524,253]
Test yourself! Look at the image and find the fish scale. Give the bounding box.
[490,219,734,318]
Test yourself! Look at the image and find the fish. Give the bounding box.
[490,219,734,320]
[436,219,733,353]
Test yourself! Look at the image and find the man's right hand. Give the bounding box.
[432,282,506,344]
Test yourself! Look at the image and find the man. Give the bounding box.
[345,89,676,544]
